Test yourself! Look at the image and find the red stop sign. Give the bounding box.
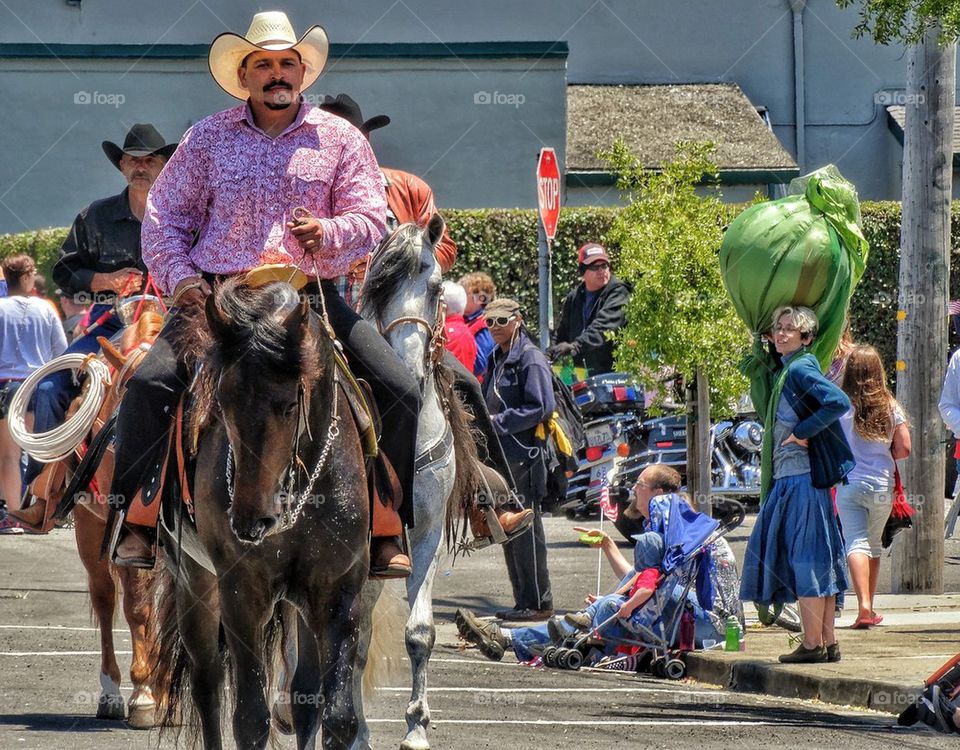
[537,148,561,241]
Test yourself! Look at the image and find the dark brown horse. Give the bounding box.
[154,279,385,750]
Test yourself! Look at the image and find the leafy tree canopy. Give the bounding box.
[836,0,960,44]
[602,140,750,416]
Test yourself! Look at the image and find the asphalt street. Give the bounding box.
[0,513,956,749]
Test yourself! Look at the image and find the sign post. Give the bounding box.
[537,147,561,350]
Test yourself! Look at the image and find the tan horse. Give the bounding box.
[63,312,165,728]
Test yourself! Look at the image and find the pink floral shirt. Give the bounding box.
[142,102,387,294]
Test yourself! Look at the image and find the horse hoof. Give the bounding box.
[399,737,430,750]
[126,702,159,730]
[272,703,294,735]
[96,695,126,721]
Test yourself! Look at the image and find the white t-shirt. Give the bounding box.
[839,403,905,490]
[0,295,67,380]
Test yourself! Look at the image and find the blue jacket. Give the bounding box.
[466,309,496,377]
[779,351,855,488]
[482,330,556,463]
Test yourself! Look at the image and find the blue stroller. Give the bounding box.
[541,496,745,678]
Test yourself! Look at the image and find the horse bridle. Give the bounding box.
[380,291,448,371]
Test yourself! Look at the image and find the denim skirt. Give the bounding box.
[739,473,848,604]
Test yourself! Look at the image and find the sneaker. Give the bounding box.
[546,616,569,642]
[826,642,841,663]
[0,516,24,535]
[563,611,593,631]
[498,608,554,623]
[456,608,508,661]
[778,643,827,664]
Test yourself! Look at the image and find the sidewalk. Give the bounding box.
[684,593,960,714]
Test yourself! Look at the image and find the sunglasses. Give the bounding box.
[485,315,516,328]
[585,262,610,272]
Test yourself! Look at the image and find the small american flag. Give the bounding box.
[949,299,960,316]
[599,483,618,522]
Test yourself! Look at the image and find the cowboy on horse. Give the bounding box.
[94,11,528,576]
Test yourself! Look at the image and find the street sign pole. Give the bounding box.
[536,147,561,350]
[537,220,553,350]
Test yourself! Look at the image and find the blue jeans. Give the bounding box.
[25,305,122,485]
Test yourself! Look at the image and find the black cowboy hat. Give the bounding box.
[101,123,178,170]
[319,93,390,135]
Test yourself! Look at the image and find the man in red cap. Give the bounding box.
[548,243,631,375]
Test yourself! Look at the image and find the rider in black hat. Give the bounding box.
[13,124,177,531]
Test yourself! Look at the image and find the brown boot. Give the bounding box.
[370,536,411,579]
[470,506,534,539]
[8,497,55,534]
[111,524,156,569]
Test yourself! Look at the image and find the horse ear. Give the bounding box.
[281,297,310,341]
[205,293,231,341]
[426,213,445,249]
[98,337,127,370]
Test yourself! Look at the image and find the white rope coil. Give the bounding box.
[7,353,111,463]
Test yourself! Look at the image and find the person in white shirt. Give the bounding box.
[838,345,911,628]
[0,255,67,530]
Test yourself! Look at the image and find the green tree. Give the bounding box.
[604,140,751,513]
[603,140,750,415]
[836,0,960,43]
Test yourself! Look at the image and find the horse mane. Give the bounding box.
[359,224,424,323]
[435,364,483,555]
[189,279,322,446]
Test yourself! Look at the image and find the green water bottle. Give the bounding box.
[724,617,741,652]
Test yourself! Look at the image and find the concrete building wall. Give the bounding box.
[1,0,957,232]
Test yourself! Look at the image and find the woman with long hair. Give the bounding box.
[838,345,911,628]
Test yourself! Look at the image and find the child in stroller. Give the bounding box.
[457,467,745,675]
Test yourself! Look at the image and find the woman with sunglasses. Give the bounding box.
[740,305,852,664]
[481,298,556,622]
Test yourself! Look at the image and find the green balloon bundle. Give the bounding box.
[720,165,869,499]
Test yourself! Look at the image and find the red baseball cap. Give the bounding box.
[577,243,610,266]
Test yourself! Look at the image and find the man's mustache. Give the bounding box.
[263,81,293,91]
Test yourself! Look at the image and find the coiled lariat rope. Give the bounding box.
[7,353,111,463]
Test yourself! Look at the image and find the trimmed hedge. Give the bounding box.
[2,202,956,384]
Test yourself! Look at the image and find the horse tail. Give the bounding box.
[434,363,482,553]
[149,564,206,745]
[362,580,408,698]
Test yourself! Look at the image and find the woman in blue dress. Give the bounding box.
[740,305,853,664]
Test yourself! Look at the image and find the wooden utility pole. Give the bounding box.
[685,366,712,515]
[892,27,955,593]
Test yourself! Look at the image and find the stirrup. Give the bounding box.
[108,512,157,570]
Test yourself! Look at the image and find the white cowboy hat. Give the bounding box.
[208,11,328,101]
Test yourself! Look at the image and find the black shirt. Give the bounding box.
[52,188,146,301]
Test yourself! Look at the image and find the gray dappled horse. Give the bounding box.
[359,217,478,750]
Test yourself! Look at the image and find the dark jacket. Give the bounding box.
[483,330,556,466]
[554,276,631,374]
[780,351,855,489]
[53,189,146,299]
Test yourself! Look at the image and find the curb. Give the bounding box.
[683,653,922,715]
